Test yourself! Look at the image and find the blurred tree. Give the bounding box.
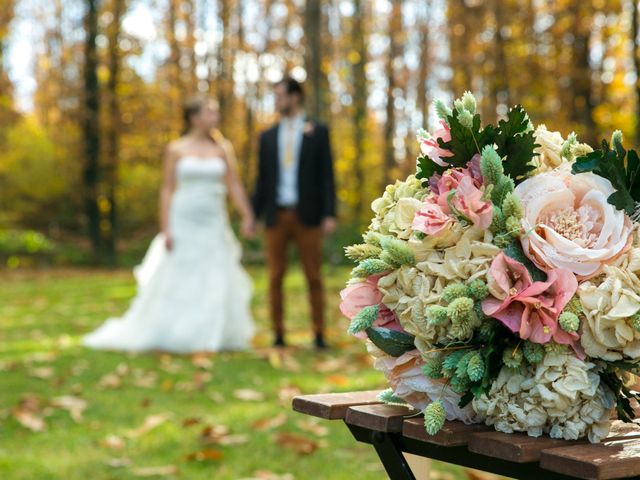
[351,0,368,222]
[383,0,402,186]
[102,0,126,264]
[82,0,103,261]
[304,0,329,121]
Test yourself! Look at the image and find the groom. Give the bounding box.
[252,76,336,349]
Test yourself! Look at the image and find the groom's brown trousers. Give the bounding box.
[265,209,324,337]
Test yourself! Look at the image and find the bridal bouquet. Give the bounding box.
[341,92,640,443]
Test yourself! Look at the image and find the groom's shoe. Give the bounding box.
[273,335,286,348]
[314,334,328,350]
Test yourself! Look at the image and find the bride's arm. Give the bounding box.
[223,151,255,238]
[160,145,178,249]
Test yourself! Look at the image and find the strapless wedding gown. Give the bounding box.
[83,156,255,353]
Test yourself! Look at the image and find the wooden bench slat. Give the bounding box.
[345,404,416,433]
[468,430,585,463]
[540,439,640,480]
[291,390,382,420]
[403,417,492,447]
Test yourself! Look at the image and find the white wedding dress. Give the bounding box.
[83,156,255,353]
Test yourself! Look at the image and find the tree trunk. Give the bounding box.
[217,0,233,133]
[490,0,510,121]
[304,0,328,121]
[168,0,182,134]
[103,0,125,265]
[383,0,401,187]
[569,1,595,144]
[416,5,430,127]
[82,0,102,260]
[352,0,367,223]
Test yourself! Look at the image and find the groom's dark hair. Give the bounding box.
[276,76,305,101]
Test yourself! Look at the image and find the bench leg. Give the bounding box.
[347,424,416,480]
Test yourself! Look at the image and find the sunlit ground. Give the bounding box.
[0,265,467,479]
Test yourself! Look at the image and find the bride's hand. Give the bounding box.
[164,234,174,251]
[241,216,256,239]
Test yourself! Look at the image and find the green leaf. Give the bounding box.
[416,154,447,182]
[365,327,415,357]
[437,110,493,167]
[503,241,546,282]
[493,105,537,180]
[572,139,640,215]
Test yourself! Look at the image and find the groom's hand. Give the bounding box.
[321,217,337,236]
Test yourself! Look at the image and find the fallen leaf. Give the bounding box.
[12,395,46,432]
[246,471,295,480]
[192,371,212,391]
[126,414,170,438]
[51,395,87,422]
[216,434,249,446]
[116,363,130,376]
[101,435,126,450]
[191,353,214,370]
[296,419,329,437]
[133,371,158,389]
[28,366,54,380]
[131,465,178,477]
[252,413,287,431]
[314,357,349,373]
[200,424,230,445]
[233,389,265,402]
[98,373,122,389]
[182,417,201,427]
[184,449,223,462]
[160,379,173,392]
[273,432,319,455]
[277,385,302,404]
[105,457,132,468]
[325,374,349,387]
[209,392,225,403]
[12,409,46,432]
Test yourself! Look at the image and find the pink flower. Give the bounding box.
[340,275,403,338]
[412,201,453,236]
[420,120,454,167]
[482,253,579,348]
[450,176,493,229]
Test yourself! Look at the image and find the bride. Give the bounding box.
[83,96,256,353]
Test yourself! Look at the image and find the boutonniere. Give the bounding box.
[303,121,315,136]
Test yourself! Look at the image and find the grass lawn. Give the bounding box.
[0,265,467,479]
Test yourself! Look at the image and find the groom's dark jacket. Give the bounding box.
[252,119,336,227]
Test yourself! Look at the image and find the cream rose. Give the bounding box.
[533,125,565,172]
[514,166,633,278]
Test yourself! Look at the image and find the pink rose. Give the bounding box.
[412,201,453,236]
[450,176,493,229]
[482,253,579,348]
[340,275,403,338]
[420,120,454,167]
[515,168,633,279]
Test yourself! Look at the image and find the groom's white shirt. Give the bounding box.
[276,112,306,207]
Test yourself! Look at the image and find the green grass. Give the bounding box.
[0,265,466,479]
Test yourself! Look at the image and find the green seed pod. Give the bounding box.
[441,283,469,304]
[424,400,446,435]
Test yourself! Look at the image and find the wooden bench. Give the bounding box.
[292,390,640,480]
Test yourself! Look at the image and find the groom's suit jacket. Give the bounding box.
[252,119,336,227]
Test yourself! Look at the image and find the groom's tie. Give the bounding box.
[283,120,295,168]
